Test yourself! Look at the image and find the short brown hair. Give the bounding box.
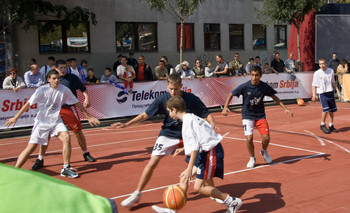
[7,68,17,75]
[166,96,186,112]
[167,74,182,85]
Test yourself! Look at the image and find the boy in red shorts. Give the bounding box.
[222,66,293,169]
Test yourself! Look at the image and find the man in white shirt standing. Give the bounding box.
[39,56,55,80]
[312,58,341,134]
[68,58,81,79]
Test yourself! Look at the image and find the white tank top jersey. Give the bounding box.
[182,113,222,156]
[312,68,335,94]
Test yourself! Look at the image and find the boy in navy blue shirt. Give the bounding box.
[222,66,293,169]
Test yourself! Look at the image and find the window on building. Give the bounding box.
[39,21,90,53]
[274,25,287,48]
[177,23,194,50]
[252,24,266,49]
[204,23,220,50]
[229,24,244,49]
[115,22,157,52]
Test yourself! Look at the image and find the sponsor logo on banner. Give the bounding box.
[116,91,128,104]
[1,98,37,112]
[266,80,299,89]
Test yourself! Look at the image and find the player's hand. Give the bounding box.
[88,117,100,127]
[180,168,192,185]
[311,95,317,103]
[173,148,184,157]
[221,106,230,116]
[5,117,17,127]
[111,122,126,128]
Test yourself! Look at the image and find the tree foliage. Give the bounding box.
[0,0,97,34]
[259,0,326,29]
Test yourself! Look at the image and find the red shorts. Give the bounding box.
[60,106,82,133]
[242,118,269,136]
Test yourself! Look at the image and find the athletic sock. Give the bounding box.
[38,155,43,160]
[63,164,70,168]
[329,123,333,127]
[321,122,325,126]
[224,195,233,205]
[83,150,89,154]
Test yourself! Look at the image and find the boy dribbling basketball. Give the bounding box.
[152,96,242,213]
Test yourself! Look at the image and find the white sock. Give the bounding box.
[38,155,43,160]
[329,123,333,127]
[321,122,325,126]
[224,195,233,205]
[63,164,69,168]
[83,150,89,154]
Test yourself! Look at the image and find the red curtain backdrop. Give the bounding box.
[288,11,316,71]
[177,24,193,50]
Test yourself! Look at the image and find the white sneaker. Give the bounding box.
[227,197,242,213]
[246,157,256,169]
[210,196,225,204]
[152,205,177,213]
[121,191,141,207]
[261,149,272,164]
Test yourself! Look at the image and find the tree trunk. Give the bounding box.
[180,21,183,63]
[297,27,302,71]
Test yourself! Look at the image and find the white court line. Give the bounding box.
[0,136,157,161]
[303,130,326,146]
[110,135,326,200]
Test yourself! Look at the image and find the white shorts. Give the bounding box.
[242,119,269,136]
[29,121,68,145]
[151,136,183,156]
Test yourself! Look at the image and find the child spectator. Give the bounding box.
[262,63,270,74]
[205,61,214,77]
[78,59,88,84]
[85,68,99,84]
[117,56,136,92]
[100,67,119,83]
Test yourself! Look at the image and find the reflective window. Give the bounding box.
[229,24,244,49]
[39,22,89,53]
[116,22,157,52]
[204,24,220,50]
[252,24,266,49]
[274,25,287,48]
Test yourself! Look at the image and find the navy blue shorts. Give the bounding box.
[319,91,337,112]
[196,143,224,180]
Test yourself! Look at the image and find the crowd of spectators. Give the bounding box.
[1,52,348,93]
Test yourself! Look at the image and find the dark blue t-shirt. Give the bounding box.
[232,80,277,120]
[145,92,210,139]
[60,73,86,97]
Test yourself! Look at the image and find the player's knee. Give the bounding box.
[59,132,70,143]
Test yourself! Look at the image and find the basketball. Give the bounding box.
[297,98,305,106]
[162,185,186,210]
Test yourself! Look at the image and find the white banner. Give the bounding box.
[0,73,313,129]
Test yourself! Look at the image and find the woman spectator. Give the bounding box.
[193,59,205,78]
[2,68,26,92]
[336,59,348,101]
[204,61,214,77]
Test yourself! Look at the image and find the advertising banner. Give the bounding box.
[0,73,313,129]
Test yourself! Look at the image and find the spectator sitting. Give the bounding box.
[135,55,153,81]
[161,55,174,75]
[229,53,245,76]
[24,64,44,88]
[284,52,297,73]
[204,61,215,77]
[175,61,195,80]
[85,68,99,84]
[155,60,168,80]
[100,67,119,83]
[262,63,270,74]
[2,68,26,92]
[245,58,255,75]
[113,54,123,74]
[117,56,136,92]
[193,59,205,78]
[254,56,263,69]
[271,52,288,74]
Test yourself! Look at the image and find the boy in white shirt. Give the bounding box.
[312,58,340,134]
[152,96,242,213]
[5,70,100,178]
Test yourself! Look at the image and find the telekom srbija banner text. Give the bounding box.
[0,73,313,129]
